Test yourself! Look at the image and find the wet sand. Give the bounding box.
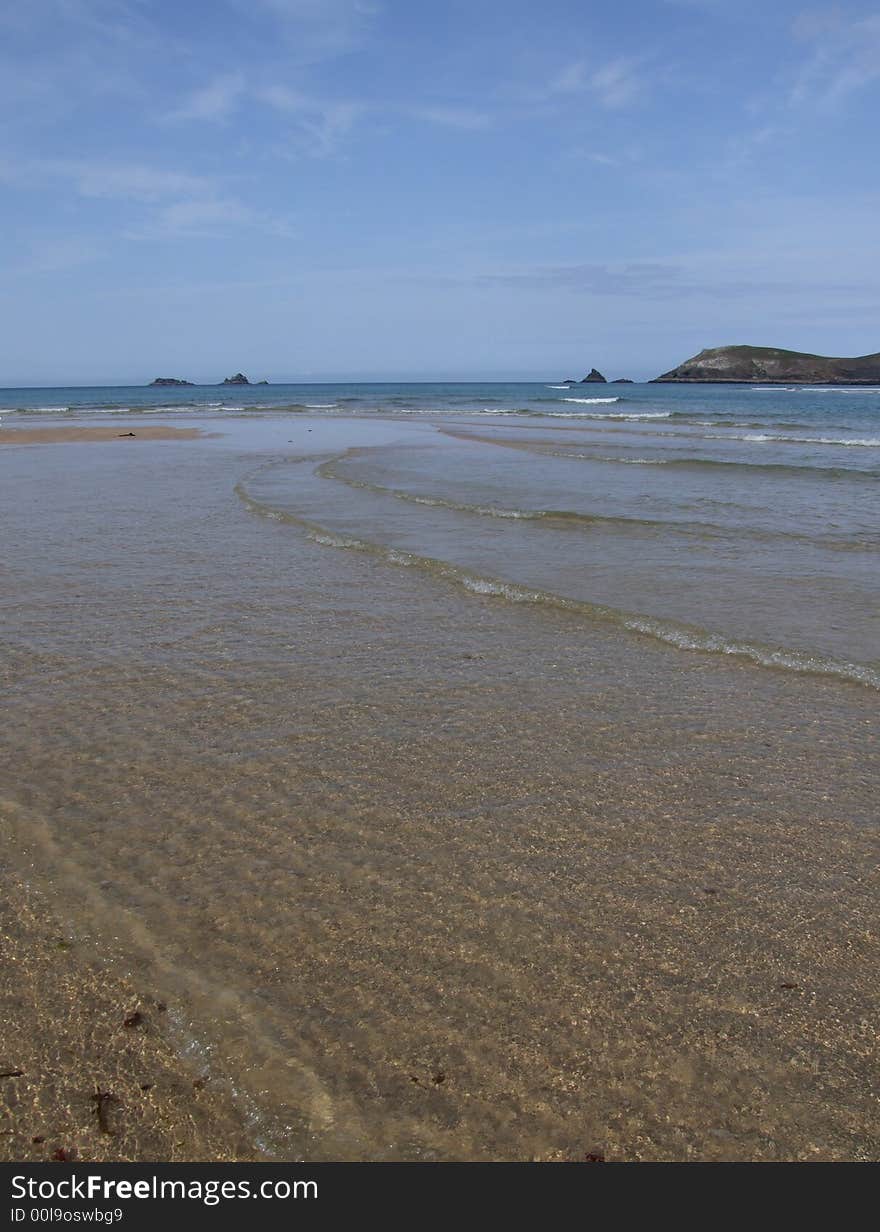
[0,425,206,445]
[0,868,255,1161]
[1,416,878,1162]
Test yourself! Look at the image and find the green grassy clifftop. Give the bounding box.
[652,345,880,384]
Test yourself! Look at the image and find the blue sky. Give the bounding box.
[2,0,879,383]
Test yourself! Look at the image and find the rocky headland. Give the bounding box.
[653,345,880,384]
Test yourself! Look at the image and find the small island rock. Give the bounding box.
[221,373,250,385]
[150,377,194,387]
[581,368,607,383]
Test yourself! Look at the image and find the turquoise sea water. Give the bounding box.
[3,381,878,687]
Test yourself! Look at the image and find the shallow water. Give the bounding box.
[241,415,879,686]
[1,413,878,1160]
[4,384,878,686]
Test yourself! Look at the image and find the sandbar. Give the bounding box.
[0,425,206,445]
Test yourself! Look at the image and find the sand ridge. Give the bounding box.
[0,425,207,445]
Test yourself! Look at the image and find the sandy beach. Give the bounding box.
[5,0,880,1182]
[1,414,877,1162]
[0,866,255,1161]
[0,425,206,445]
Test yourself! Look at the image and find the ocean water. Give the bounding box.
[3,376,880,427]
[3,381,878,689]
[2,395,878,1160]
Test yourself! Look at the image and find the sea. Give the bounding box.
[2,379,878,1160]
[2,380,878,689]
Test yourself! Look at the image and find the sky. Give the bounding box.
[1,0,880,384]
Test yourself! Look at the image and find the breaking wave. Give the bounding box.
[703,432,880,447]
[440,429,880,478]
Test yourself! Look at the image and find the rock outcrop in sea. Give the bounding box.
[149,377,193,386]
[581,369,607,383]
[222,373,250,385]
[653,345,880,384]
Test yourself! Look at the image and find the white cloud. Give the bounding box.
[662,0,726,9]
[169,74,245,122]
[446,255,879,306]
[0,157,216,201]
[548,62,590,94]
[238,0,380,58]
[549,56,644,109]
[126,195,297,240]
[1,0,159,45]
[406,105,492,131]
[295,101,362,154]
[15,234,104,275]
[791,9,880,109]
[176,78,490,150]
[0,0,167,118]
[720,123,789,173]
[1,155,295,242]
[153,198,256,233]
[256,83,308,111]
[43,159,215,202]
[590,58,643,108]
[257,85,364,154]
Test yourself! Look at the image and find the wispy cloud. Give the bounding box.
[1,156,294,241]
[129,197,296,240]
[1,0,162,47]
[548,62,590,94]
[548,56,645,108]
[288,102,363,154]
[50,160,215,202]
[662,0,727,10]
[169,73,492,153]
[592,58,644,108]
[169,73,245,122]
[790,8,880,109]
[257,84,364,155]
[447,259,876,303]
[167,75,365,154]
[12,234,104,276]
[150,198,258,234]
[475,262,686,296]
[720,122,790,173]
[405,105,492,131]
[240,0,380,58]
[0,0,166,117]
[0,157,214,202]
